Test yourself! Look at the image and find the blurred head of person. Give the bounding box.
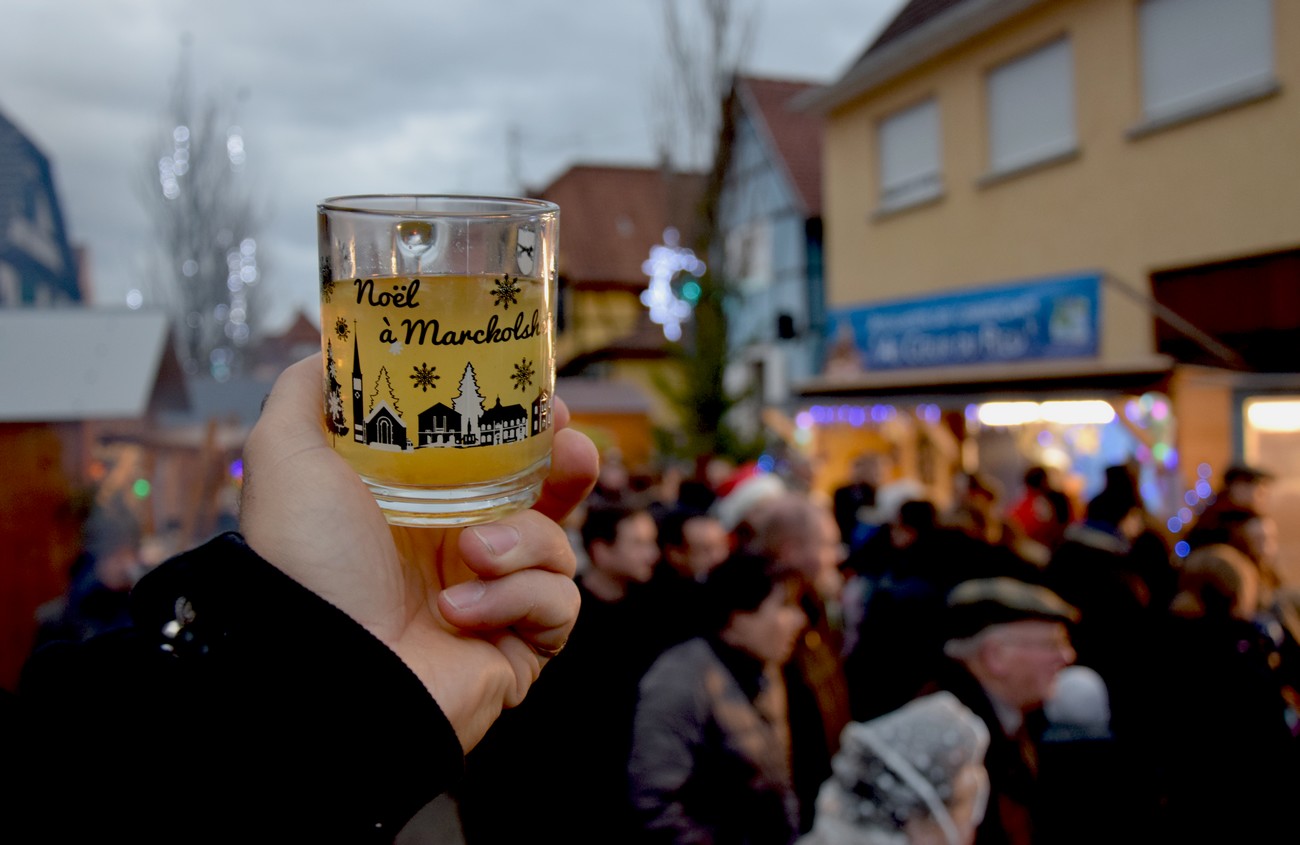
[581,504,659,600]
[659,509,731,581]
[943,579,1080,717]
[81,501,145,591]
[1222,464,1273,514]
[703,553,809,666]
[1171,543,1261,621]
[802,692,991,845]
[1084,488,1143,541]
[742,492,847,601]
[891,499,939,550]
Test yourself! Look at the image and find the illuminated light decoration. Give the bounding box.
[1125,401,1142,423]
[795,411,813,429]
[1037,430,1053,446]
[1178,507,1194,523]
[1167,516,1182,533]
[1152,443,1171,463]
[1197,463,1213,479]
[795,428,812,446]
[1163,447,1179,469]
[1184,491,1199,506]
[1135,444,1152,462]
[1150,400,1169,421]
[974,400,1115,427]
[1246,400,1300,433]
[848,407,867,427]
[126,289,143,310]
[640,227,705,342]
[230,459,244,480]
[1174,541,1191,558]
[133,478,152,498]
[976,402,1042,427]
[1039,400,1116,425]
[1195,480,1212,498]
[757,454,776,473]
[965,404,980,423]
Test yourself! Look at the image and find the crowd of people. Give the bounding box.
[8,356,1299,843]
[456,448,1300,844]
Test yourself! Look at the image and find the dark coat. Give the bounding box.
[629,638,800,845]
[1149,613,1300,840]
[6,534,462,843]
[930,660,1040,845]
[459,577,665,843]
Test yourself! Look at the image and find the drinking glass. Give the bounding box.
[318,195,558,526]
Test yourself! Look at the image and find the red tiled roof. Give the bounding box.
[536,165,706,288]
[736,76,824,216]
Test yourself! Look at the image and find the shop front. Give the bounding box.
[797,271,1234,555]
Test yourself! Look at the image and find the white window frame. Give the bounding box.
[876,97,943,214]
[1137,0,1276,128]
[986,37,1077,177]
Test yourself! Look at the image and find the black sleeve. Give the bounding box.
[6,532,464,843]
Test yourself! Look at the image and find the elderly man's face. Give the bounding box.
[988,620,1075,711]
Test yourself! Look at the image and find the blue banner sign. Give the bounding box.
[828,272,1100,371]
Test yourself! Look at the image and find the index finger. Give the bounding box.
[531,426,598,523]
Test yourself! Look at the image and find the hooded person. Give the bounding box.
[798,691,991,845]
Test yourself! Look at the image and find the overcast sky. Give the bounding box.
[1,0,903,329]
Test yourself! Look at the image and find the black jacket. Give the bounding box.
[5,533,463,843]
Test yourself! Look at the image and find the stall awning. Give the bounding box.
[0,308,188,422]
[797,355,1176,401]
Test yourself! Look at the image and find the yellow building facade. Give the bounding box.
[800,0,1300,572]
[817,0,1297,364]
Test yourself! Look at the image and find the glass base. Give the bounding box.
[361,456,550,527]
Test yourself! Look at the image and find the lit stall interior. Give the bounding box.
[1243,398,1300,585]
[801,393,1214,555]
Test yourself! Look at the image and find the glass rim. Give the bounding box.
[318,193,558,218]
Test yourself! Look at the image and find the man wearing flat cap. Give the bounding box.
[926,578,1079,845]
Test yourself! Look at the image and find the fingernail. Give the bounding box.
[471,524,520,557]
[442,579,487,610]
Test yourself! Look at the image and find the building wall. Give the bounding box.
[720,107,818,393]
[822,0,1300,363]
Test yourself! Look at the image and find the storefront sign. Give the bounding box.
[828,272,1100,370]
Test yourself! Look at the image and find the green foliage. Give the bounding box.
[651,266,766,467]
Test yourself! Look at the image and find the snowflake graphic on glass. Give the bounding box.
[410,362,440,392]
[491,274,521,309]
[511,358,534,391]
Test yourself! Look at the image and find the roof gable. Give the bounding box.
[799,0,1049,113]
[0,309,185,422]
[735,76,824,215]
[536,165,706,288]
